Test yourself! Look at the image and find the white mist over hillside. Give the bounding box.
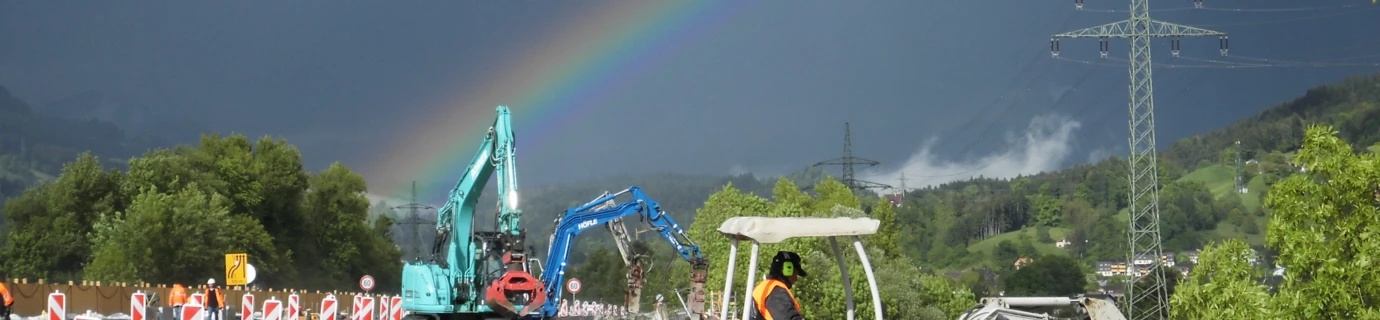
[860,114,1081,190]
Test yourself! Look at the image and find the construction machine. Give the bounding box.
[956,296,1126,320]
[714,216,885,320]
[399,106,545,320]
[538,187,711,319]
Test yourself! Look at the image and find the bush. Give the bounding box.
[1037,226,1054,244]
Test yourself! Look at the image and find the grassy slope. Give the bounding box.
[967,227,1073,257]
[973,163,1272,259]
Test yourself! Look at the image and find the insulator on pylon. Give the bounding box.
[1171,38,1180,57]
[1075,0,1084,10]
[1219,36,1229,56]
[1051,38,1060,57]
[1194,0,1204,9]
[1099,37,1108,58]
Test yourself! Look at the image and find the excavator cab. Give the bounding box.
[713,216,885,320]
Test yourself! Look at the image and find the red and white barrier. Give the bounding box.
[47,291,65,320]
[181,303,203,320]
[263,298,282,320]
[320,295,338,320]
[351,296,361,320]
[377,296,386,320]
[356,297,374,320]
[191,293,205,306]
[288,294,300,320]
[387,296,401,320]
[131,291,147,320]
[242,293,255,320]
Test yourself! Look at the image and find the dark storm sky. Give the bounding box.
[2,1,1377,200]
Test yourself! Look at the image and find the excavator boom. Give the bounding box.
[399,106,545,320]
[538,187,710,319]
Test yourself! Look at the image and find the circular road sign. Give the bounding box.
[566,278,582,294]
[360,275,375,291]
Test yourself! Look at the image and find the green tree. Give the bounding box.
[1169,239,1271,319]
[1264,125,1380,318]
[1001,254,1087,296]
[84,183,280,283]
[0,153,122,280]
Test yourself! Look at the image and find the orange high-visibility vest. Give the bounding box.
[751,278,800,320]
[169,285,188,306]
[0,282,13,306]
[204,287,225,308]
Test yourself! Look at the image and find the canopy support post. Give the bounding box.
[830,236,856,320]
[852,236,884,320]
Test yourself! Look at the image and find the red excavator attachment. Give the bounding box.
[485,253,547,319]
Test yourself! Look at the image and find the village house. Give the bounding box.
[1014,257,1033,270]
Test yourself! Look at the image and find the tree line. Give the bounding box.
[0,134,402,292]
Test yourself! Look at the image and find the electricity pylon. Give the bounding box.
[814,122,891,192]
[1051,0,1227,318]
[393,181,436,261]
[1235,141,1245,193]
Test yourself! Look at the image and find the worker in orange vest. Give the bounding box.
[204,279,225,320]
[0,277,14,320]
[170,283,188,320]
[750,251,805,320]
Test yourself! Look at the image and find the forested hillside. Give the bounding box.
[0,86,136,200]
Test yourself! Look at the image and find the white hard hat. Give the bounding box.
[208,278,215,284]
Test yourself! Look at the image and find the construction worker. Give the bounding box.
[0,277,13,320]
[170,283,188,320]
[750,251,806,320]
[204,279,225,320]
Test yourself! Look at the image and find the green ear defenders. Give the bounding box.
[782,261,796,277]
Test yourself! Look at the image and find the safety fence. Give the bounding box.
[1,278,385,319]
[1,279,657,320]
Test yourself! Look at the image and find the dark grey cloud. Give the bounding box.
[1,0,1376,201]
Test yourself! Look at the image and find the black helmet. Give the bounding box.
[770,251,807,277]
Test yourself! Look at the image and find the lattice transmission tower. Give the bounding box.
[814,122,891,192]
[1052,0,1228,318]
[1235,140,1245,193]
[393,181,436,262]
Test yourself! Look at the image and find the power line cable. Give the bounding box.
[941,11,1083,145]
[912,61,1104,178]
[1193,6,1380,27]
[1080,2,1366,13]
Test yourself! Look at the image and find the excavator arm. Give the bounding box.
[537,187,710,319]
[400,106,545,320]
[606,215,652,314]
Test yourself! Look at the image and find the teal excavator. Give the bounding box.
[400,106,546,320]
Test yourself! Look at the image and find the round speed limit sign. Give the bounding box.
[566,278,582,294]
[360,275,375,292]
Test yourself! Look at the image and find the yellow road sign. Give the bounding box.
[225,253,248,286]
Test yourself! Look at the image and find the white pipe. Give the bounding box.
[984,297,1076,308]
[830,237,856,320]
[852,236,884,320]
[741,242,760,320]
[719,238,738,320]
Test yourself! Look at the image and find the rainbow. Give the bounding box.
[364,1,746,200]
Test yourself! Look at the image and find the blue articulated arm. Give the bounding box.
[535,186,709,318]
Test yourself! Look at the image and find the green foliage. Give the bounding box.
[0,135,400,291]
[1263,125,1380,318]
[1169,239,1271,319]
[687,177,972,319]
[1001,254,1087,296]
[85,183,278,283]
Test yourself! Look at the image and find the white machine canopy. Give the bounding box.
[715,216,880,243]
[715,216,885,320]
